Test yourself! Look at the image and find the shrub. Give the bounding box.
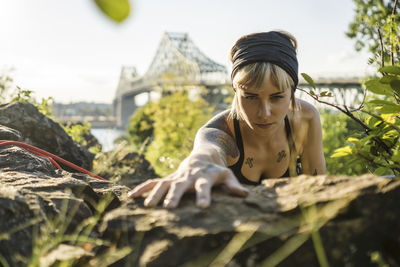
[127,91,214,176]
[320,111,366,175]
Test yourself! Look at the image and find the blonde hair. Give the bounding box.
[229,62,298,120]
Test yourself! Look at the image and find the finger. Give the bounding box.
[163,180,190,209]
[223,171,249,197]
[195,177,212,209]
[127,179,160,198]
[144,180,172,207]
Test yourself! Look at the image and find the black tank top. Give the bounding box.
[228,116,301,185]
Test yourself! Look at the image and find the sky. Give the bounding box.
[0,0,372,104]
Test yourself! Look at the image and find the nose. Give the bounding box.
[258,101,271,118]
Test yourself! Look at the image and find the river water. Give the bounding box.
[91,128,125,152]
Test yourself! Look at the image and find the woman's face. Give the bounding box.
[237,77,291,136]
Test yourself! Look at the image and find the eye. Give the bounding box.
[244,95,257,100]
[271,95,284,101]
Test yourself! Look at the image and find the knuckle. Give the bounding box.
[172,179,188,188]
[174,181,187,188]
[195,178,210,191]
[196,178,209,187]
[165,194,179,203]
[158,179,172,187]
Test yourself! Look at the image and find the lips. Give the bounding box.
[255,122,274,128]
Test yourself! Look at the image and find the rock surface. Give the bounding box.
[0,145,125,266]
[0,125,22,141]
[0,102,94,170]
[1,143,400,267]
[94,141,158,188]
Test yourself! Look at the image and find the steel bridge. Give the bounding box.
[113,32,228,128]
[113,32,363,128]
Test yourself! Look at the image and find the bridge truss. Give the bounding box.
[144,32,228,84]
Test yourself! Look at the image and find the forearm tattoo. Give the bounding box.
[277,150,287,163]
[245,157,254,168]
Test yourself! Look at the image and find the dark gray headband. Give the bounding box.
[231,31,298,90]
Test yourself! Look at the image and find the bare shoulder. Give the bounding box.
[194,110,239,159]
[290,99,322,155]
[295,98,320,121]
[292,99,326,174]
[202,110,232,133]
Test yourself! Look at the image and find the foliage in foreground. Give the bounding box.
[331,0,400,176]
[331,66,400,176]
[299,0,400,177]
[94,0,131,23]
[126,91,214,176]
[347,0,399,64]
[320,111,366,175]
[303,66,400,177]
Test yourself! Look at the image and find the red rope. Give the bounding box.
[0,140,107,181]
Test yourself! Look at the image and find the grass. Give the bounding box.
[0,187,132,267]
[192,191,359,267]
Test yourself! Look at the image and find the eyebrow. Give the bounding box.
[270,91,285,96]
[243,92,258,96]
[243,91,285,96]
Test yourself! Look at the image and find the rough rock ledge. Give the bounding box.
[1,144,399,266]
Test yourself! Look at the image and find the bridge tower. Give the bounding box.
[114,32,229,128]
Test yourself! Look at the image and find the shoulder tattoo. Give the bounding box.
[195,112,239,159]
[196,128,239,158]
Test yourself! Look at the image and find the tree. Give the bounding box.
[346,0,399,64]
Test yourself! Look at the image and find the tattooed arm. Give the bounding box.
[193,110,239,164]
[128,110,248,208]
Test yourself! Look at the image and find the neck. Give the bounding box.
[240,118,286,147]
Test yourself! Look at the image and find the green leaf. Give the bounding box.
[347,137,359,143]
[367,116,379,128]
[379,66,400,75]
[377,104,400,114]
[390,80,400,95]
[374,167,388,176]
[391,150,400,163]
[301,73,316,89]
[368,99,397,106]
[320,91,333,97]
[379,75,398,84]
[364,78,393,96]
[331,146,353,158]
[94,0,131,23]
